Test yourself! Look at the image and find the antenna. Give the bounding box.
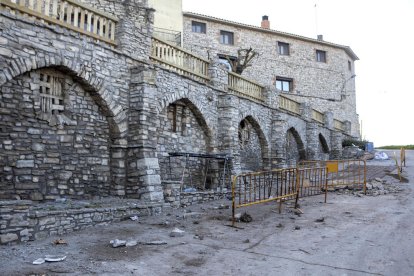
[314,3,319,37]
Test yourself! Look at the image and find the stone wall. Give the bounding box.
[0,0,354,213]
[0,69,111,200]
[162,180,230,208]
[0,200,162,244]
[182,14,359,138]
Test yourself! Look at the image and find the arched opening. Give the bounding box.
[0,67,116,200]
[158,98,216,190]
[318,133,330,161]
[286,127,306,166]
[238,116,268,172]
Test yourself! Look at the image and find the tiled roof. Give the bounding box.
[183,12,359,61]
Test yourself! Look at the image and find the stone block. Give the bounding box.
[0,47,12,57]
[16,160,35,168]
[0,233,18,244]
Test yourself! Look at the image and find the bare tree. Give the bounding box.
[226,47,258,74]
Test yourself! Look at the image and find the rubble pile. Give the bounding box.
[331,177,404,197]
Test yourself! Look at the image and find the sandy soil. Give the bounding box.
[1,151,413,276]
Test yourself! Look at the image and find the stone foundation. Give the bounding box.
[0,199,162,245]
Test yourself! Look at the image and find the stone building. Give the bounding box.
[182,13,360,138]
[0,0,358,203]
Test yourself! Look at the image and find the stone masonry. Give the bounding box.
[182,13,360,138]
[1,0,355,243]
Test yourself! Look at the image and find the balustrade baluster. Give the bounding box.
[51,0,58,18]
[110,20,115,40]
[44,0,50,16]
[28,0,34,9]
[79,9,85,30]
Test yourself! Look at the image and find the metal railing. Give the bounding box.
[333,119,345,131]
[231,167,330,226]
[1,0,118,45]
[153,27,181,47]
[312,109,324,124]
[228,72,264,102]
[298,159,367,195]
[279,95,301,115]
[151,37,210,83]
[232,168,300,226]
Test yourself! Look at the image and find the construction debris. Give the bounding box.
[170,228,185,237]
[110,239,126,248]
[53,239,68,245]
[240,212,252,223]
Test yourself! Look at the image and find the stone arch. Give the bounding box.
[0,54,126,139]
[158,88,213,133]
[164,97,212,149]
[0,66,120,200]
[286,127,306,165]
[238,115,270,171]
[157,97,215,189]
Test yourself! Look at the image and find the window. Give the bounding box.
[316,50,326,62]
[220,30,234,45]
[348,60,352,71]
[191,21,206,33]
[238,119,251,149]
[276,77,293,92]
[278,42,290,55]
[39,71,64,114]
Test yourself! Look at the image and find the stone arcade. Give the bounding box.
[0,0,358,243]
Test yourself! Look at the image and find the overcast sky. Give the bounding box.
[182,0,414,147]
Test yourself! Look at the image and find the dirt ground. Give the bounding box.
[1,150,413,276]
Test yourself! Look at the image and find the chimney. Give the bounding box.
[261,15,270,29]
[317,34,324,41]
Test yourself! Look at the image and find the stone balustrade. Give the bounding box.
[151,37,210,83]
[1,0,118,45]
[334,119,345,131]
[279,95,301,115]
[312,109,325,124]
[228,72,264,102]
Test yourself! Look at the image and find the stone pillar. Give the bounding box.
[110,139,127,196]
[300,102,312,122]
[127,65,163,202]
[270,112,288,168]
[116,1,154,60]
[343,120,352,136]
[208,58,228,91]
[263,85,278,109]
[324,111,334,130]
[330,131,343,159]
[306,122,319,160]
[217,94,241,174]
